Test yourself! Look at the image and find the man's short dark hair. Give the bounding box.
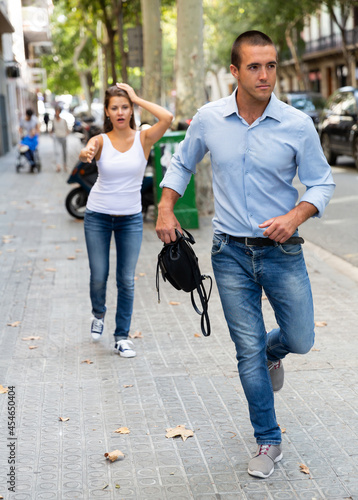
[25,108,34,117]
[231,30,276,69]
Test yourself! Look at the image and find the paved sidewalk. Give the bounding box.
[0,134,358,500]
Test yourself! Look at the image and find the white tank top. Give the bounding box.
[87,131,147,215]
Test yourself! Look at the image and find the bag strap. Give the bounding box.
[190,274,212,336]
[180,229,212,336]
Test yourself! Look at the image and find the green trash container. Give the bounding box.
[153,131,199,229]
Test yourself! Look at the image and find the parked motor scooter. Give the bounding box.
[65,156,154,220]
[65,159,98,219]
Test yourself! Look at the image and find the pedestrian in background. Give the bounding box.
[79,83,173,357]
[19,108,40,172]
[156,31,335,478]
[52,106,69,172]
[43,112,50,133]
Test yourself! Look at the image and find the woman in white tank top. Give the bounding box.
[79,83,173,357]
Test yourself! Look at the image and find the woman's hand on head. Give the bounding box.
[116,82,137,103]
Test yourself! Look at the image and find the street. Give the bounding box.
[295,158,358,268]
[0,134,358,499]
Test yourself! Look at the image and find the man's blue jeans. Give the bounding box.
[211,234,315,444]
[84,209,143,339]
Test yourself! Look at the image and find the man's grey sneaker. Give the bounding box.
[267,359,284,392]
[91,317,104,341]
[248,444,283,478]
[114,339,136,358]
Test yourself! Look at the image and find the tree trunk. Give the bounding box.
[99,0,117,84]
[176,0,213,216]
[73,36,93,113]
[327,4,353,86]
[113,0,128,82]
[140,0,162,124]
[175,0,205,123]
[285,22,308,91]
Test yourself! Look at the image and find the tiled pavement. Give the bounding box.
[0,134,358,499]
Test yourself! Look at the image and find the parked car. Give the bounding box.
[318,86,358,168]
[280,91,326,128]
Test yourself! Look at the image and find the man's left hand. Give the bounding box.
[258,213,297,243]
[259,202,318,243]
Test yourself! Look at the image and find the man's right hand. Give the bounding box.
[156,207,181,244]
[156,188,182,243]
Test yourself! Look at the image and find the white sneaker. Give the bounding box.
[91,317,104,341]
[114,339,136,358]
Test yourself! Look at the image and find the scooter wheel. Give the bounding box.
[65,187,88,219]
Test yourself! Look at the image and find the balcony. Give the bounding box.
[305,27,358,54]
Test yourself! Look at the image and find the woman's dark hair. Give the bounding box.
[25,108,34,117]
[231,30,276,69]
[103,85,136,132]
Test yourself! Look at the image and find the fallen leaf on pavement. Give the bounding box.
[129,330,142,339]
[67,256,76,260]
[29,346,38,350]
[47,225,56,229]
[278,424,286,433]
[45,268,57,272]
[311,348,320,352]
[123,385,133,388]
[0,385,8,394]
[139,272,146,277]
[299,463,310,474]
[169,301,180,306]
[104,449,124,462]
[22,336,41,341]
[315,321,327,327]
[134,276,138,280]
[75,249,82,253]
[115,484,120,489]
[114,427,130,434]
[7,321,21,327]
[194,333,201,338]
[71,237,78,241]
[59,417,70,422]
[165,424,194,441]
[81,359,93,364]
[102,484,109,490]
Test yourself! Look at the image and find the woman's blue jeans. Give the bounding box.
[84,209,143,339]
[211,234,315,445]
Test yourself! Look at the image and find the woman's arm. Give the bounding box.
[79,134,103,162]
[116,83,173,157]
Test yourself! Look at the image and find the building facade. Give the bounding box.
[0,0,52,157]
[280,4,358,98]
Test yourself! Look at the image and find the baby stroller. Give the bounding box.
[16,135,41,173]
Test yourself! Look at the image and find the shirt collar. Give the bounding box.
[223,89,282,123]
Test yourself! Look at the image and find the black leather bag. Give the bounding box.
[156,228,212,336]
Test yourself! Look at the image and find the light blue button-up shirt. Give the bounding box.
[160,91,335,237]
